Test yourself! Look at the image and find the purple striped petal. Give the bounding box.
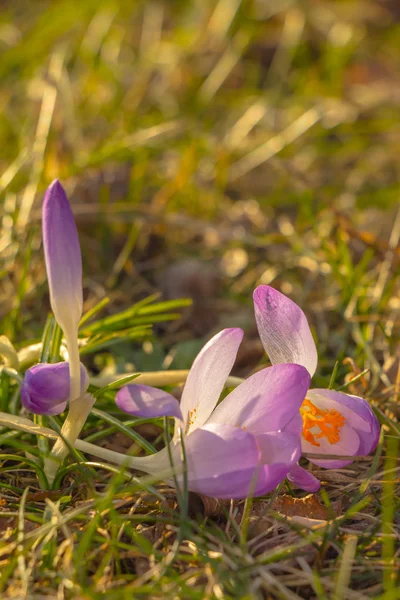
[179,426,300,499]
[181,423,262,499]
[211,363,310,434]
[257,431,301,466]
[287,464,321,492]
[180,328,243,435]
[283,412,303,437]
[254,431,302,493]
[42,180,83,336]
[253,285,318,376]
[21,362,89,416]
[116,384,183,420]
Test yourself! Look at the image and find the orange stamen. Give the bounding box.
[187,407,197,429]
[300,398,345,447]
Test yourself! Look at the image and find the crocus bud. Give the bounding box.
[42,180,82,401]
[21,362,89,416]
[42,180,82,338]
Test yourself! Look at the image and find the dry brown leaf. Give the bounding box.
[271,494,332,520]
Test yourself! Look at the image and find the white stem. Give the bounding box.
[44,393,95,484]
[18,342,69,369]
[91,371,245,389]
[0,411,170,476]
[43,329,84,484]
[66,332,81,403]
[0,367,22,384]
[0,336,19,369]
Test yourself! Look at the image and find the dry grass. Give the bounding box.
[0,0,399,597]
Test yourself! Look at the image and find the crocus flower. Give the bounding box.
[115,328,311,499]
[253,285,380,492]
[42,180,82,402]
[21,362,89,416]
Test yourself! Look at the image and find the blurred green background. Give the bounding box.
[1,0,399,383]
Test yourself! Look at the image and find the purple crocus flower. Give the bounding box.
[253,285,380,492]
[115,328,311,499]
[42,180,82,402]
[21,362,89,416]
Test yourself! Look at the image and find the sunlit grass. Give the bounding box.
[0,0,399,597]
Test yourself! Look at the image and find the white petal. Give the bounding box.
[302,423,360,468]
[253,285,318,376]
[307,389,372,433]
[180,328,243,435]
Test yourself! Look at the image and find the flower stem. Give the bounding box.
[18,342,69,369]
[91,371,244,389]
[44,393,95,485]
[66,332,81,403]
[0,411,167,475]
[0,336,19,369]
[43,331,83,485]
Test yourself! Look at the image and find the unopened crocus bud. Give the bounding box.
[21,362,89,416]
[42,180,82,402]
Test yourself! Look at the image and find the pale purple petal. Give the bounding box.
[42,180,83,334]
[116,384,183,420]
[254,431,302,493]
[186,465,269,499]
[211,363,310,434]
[182,426,301,499]
[182,423,265,499]
[126,425,296,498]
[287,464,320,492]
[302,423,360,468]
[253,285,318,376]
[256,431,301,466]
[283,412,303,437]
[184,423,259,480]
[307,388,380,456]
[180,328,243,435]
[21,362,89,416]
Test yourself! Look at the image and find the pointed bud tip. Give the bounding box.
[44,179,67,205]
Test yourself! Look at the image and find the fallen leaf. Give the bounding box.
[271,494,332,520]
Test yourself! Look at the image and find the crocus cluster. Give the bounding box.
[113,286,380,495]
[19,179,380,497]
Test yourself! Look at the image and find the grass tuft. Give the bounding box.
[0,0,399,597]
